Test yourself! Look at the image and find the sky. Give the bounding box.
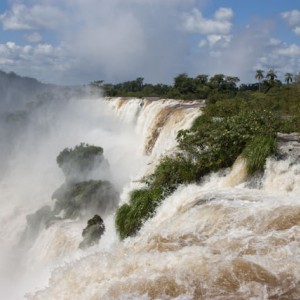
[0,0,299,85]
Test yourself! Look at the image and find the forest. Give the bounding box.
[90,69,298,100]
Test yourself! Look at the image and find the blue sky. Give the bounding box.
[0,0,299,85]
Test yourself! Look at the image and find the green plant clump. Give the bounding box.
[177,110,280,177]
[115,187,164,239]
[242,136,277,175]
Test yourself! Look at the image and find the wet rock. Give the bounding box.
[56,143,109,183]
[277,133,300,161]
[52,180,119,219]
[20,205,56,246]
[79,214,105,249]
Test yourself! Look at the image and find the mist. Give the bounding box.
[0,84,144,299]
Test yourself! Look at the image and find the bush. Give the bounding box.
[177,110,279,171]
[146,156,197,191]
[115,187,164,239]
[115,155,200,239]
[242,136,277,175]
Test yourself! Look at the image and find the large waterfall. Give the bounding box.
[1,96,299,299]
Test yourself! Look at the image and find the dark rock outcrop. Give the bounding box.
[52,180,119,219]
[79,215,105,249]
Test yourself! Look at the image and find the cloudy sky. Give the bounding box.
[0,0,299,85]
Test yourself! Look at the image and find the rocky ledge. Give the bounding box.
[277,133,300,160]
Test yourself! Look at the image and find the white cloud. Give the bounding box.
[0,4,65,30]
[0,41,72,83]
[281,9,300,27]
[254,40,300,82]
[281,9,300,36]
[268,38,281,46]
[0,1,299,86]
[183,7,233,35]
[214,7,233,21]
[275,44,300,57]
[0,0,196,84]
[185,20,284,82]
[198,39,207,47]
[25,32,42,43]
[294,26,300,36]
[206,34,232,48]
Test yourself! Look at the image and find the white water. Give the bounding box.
[1,96,300,299]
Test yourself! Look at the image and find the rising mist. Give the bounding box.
[0,76,145,299]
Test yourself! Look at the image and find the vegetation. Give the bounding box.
[242,136,277,175]
[115,187,165,239]
[115,70,300,239]
[56,143,106,182]
[90,68,299,100]
[52,180,118,219]
[90,72,241,100]
[54,143,118,218]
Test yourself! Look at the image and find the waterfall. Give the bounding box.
[1,96,299,300]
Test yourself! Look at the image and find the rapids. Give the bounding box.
[1,96,299,299]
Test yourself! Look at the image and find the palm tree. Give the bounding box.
[266,69,277,82]
[255,69,264,91]
[284,72,293,84]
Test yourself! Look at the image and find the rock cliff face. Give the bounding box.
[277,132,300,160]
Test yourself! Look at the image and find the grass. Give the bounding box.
[242,136,277,175]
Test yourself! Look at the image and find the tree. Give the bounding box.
[209,74,225,89]
[284,73,293,85]
[135,77,144,91]
[195,74,209,85]
[224,76,240,90]
[173,73,196,96]
[174,73,189,89]
[255,70,264,91]
[266,69,277,82]
[90,80,104,88]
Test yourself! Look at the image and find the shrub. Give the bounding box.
[146,155,197,191]
[115,187,164,239]
[242,136,277,175]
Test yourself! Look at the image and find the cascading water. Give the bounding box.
[29,156,300,300]
[1,95,299,299]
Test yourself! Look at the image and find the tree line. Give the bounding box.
[90,70,300,100]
